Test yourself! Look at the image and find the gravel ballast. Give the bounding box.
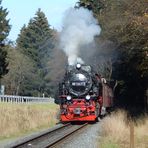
[57,122,102,148]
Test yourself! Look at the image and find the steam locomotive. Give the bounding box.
[58,63,113,122]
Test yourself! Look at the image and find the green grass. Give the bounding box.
[0,102,57,109]
[100,140,119,148]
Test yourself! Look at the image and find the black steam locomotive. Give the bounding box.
[58,63,113,122]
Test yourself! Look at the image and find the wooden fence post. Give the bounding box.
[130,121,134,148]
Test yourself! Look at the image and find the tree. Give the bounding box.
[78,0,148,110]
[0,0,11,79]
[17,8,55,67]
[16,9,57,96]
[2,46,37,95]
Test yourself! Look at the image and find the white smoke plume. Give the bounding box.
[60,7,101,65]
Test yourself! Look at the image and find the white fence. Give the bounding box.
[0,95,54,104]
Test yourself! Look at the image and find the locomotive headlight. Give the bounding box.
[76,63,81,69]
[86,95,91,100]
[66,95,72,101]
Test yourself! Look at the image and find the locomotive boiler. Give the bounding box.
[58,63,113,122]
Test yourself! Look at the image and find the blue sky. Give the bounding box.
[2,0,78,41]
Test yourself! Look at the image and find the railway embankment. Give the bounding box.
[1,122,101,148]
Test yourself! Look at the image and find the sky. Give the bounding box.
[2,0,78,41]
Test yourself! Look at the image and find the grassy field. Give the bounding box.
[99,110,148,148]
[0,103,59,141]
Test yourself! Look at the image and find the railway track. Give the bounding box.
[8,123,88,148]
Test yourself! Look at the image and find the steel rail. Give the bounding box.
[9,123,71,148]
[11,123,88,148]
[45,123,88,148]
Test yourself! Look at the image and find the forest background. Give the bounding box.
[0,0,147,111]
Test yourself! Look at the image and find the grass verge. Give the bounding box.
[0,103,59,141]
[99,110,148,148]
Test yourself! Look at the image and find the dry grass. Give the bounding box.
[0,103,59,141]
[99,110,148,148]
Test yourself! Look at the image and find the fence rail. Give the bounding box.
[0,95,54,103]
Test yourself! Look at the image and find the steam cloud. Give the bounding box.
[60,7,101,65]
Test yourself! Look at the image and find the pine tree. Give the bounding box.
[17,8,54,68]
[16,9,56,96]
[0,0,11,79]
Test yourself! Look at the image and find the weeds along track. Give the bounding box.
[8,123,88,148]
